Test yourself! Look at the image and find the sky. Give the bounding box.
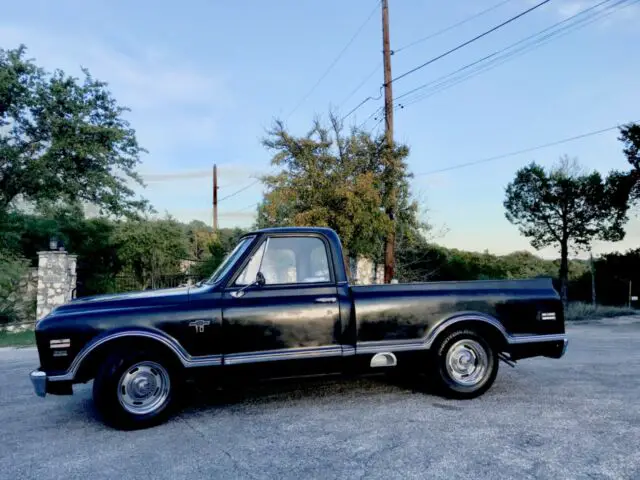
[1,0,638,259]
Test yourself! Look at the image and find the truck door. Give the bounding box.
[221,234,342,376]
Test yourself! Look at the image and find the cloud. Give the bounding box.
[0,24,232,155]
[552,0,639,23]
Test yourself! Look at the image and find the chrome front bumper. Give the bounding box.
[561,337,569,357]
[30,370,47,397]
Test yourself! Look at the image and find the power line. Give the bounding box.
[395,0,629,109]
[341,88,383,121]
[285,1,379,120]
[394,0,517,54]
[391,0,551,85]
[338,62,382,109]
[340,0,518,121]
[217,179,262,203]
[415,121,636,177]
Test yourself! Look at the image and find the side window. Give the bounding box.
[234,242,266,286]
[236,236,331,286]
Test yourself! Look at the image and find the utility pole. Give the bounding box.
[212,164,218,235]
[382,0,396,283]
[589,251,596,306]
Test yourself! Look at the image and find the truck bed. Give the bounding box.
[351,278,564,345]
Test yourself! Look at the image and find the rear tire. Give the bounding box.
[93,348,180,430]
[431,329,498,399]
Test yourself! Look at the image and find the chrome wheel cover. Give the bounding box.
[445,339,489,387]
[117,361,171,415]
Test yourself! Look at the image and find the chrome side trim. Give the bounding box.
[48,330,222,382]
[425,314,510,349]
[224,345,342,366]
[508,333,567,344]
[356,315,567,355]
[561,338,569,357]
[341,345,356,356]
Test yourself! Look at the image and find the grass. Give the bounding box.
[565,302,638,321]
[0,329,36,348]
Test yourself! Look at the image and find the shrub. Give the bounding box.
[565,302,637,321]
[0,252,32,325]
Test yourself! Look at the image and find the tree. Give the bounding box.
[256,114,425,261]
[0,45,148,217]
[113,217,188,289]
[619,122,640,201]
[503,157,632,305]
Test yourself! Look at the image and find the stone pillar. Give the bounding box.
[349,256,383,285]
[36,251,78,320]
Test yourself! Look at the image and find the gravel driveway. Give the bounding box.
[1,316,639,480]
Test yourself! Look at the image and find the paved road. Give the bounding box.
[1,317,640,480]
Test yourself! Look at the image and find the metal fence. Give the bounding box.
[75,272,206,297]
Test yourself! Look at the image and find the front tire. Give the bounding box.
[93,349,179,430]
[431,329,498,399]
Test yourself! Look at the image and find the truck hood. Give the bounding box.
[50,286,192,315]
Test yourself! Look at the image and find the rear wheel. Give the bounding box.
[431,329,498,399]
[93,349,180,430]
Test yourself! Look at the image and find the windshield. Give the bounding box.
[205,236,255,285]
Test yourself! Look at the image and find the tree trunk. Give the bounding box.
[589,252,596,306]
[559,240,569,307]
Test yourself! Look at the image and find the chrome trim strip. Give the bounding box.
[356,315,567,355]
[561,338,569,357]
[341,345,356,356]
[48,330,222,382]
[508,333,567,344]
[224,345,342,366]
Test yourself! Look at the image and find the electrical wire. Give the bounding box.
[395,0,631,109]
[394,0,517,54]
[414,121,638,176]
[339,0,518,120]
[285,1,380,120]
[391,0,551,85]
[217,179,262,203]
[338,62,382,109]
[341,88,384,121]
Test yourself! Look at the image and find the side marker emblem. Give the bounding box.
[189,319,211,333]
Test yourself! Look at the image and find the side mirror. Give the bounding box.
[231,272,266,298]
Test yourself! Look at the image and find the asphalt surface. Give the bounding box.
[1,317,640,480]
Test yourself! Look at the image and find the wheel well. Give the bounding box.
[433,319,508,353]
[75,336,183,383]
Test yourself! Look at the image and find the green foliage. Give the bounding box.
[503,157,632,304]
[0,251,31,324]
[396,238,587,285]
[256,114,424,260]
[0,45,148,217]
[569,248,640,306]
[565,302,636,321]
[619,122,640,201]
[113,216,189,289]
[0,330,36,347]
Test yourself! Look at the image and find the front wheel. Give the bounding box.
[431,329,498,399]
[93,350,179,430]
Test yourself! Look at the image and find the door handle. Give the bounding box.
[315,297,337,303]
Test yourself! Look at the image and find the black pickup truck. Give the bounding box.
[30,227,567,429]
